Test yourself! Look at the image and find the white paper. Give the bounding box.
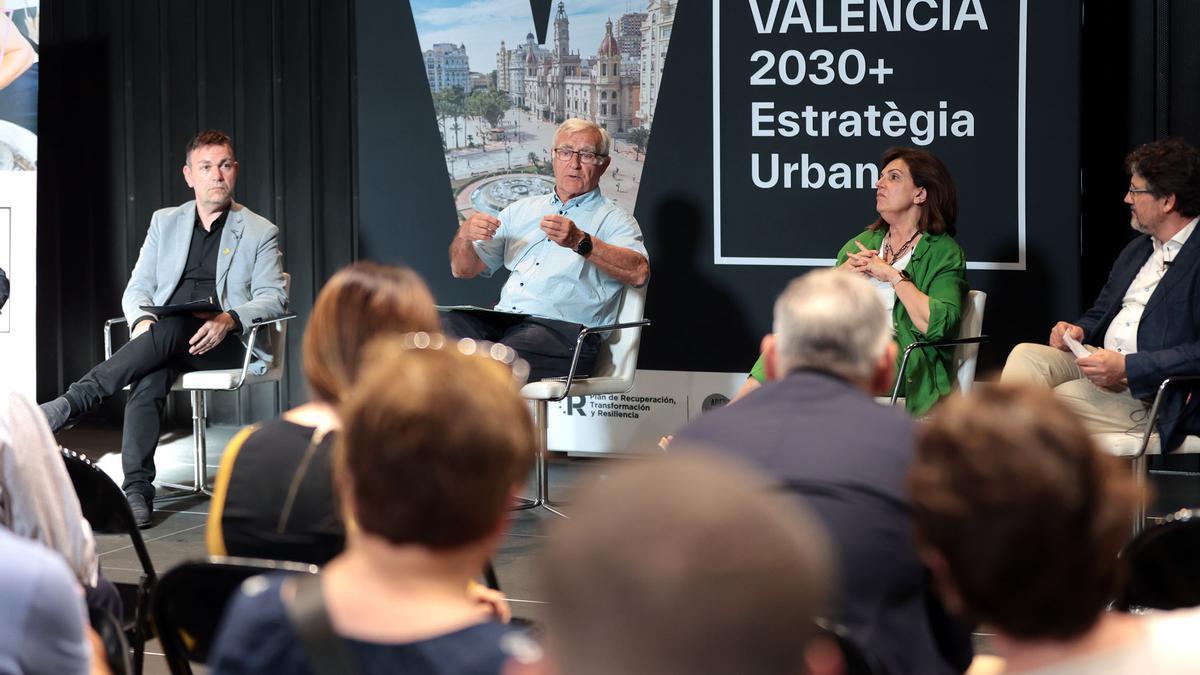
[1062,333,1091,359]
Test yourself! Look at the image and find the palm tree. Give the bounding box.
[628,127,650,161]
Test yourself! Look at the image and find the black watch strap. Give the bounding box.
[574,231,593,256]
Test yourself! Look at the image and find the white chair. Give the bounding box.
[887,289,988,406]
[1093,374,1200,536]
[517,284,650,517]
[103,273,294,495]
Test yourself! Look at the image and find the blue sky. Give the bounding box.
[410,0,641,76]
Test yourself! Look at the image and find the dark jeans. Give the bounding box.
[63,315,244,500]
[441,311,600,383]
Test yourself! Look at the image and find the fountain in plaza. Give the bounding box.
[469,174,557,215]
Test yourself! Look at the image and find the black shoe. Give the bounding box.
[126,493,153,529]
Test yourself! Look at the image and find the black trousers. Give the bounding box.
[64,315,244,500]
[441,311,600,383]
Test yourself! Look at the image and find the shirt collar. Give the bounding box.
[1147,214,1195,252]
[194,208,230,234]
[550,187,602,210]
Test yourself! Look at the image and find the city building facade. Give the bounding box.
[638,0,675,128]
[511,2,638,132]
[424,42,472,94]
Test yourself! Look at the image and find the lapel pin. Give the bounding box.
[223,248,231,255]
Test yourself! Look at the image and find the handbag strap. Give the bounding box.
[282,574,362,675]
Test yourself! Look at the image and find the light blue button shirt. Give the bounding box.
[474,188,647,327]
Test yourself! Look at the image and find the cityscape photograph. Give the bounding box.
[410,0,676,218]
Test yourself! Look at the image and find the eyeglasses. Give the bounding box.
[1127,186,1155,197]
[397,332,530,386]
[552,147,607,165]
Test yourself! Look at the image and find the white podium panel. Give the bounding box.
[543,369,747,455]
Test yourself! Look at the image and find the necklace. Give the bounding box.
[883,228,922,264]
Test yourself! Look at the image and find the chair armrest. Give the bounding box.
[1133,374,1200,458]
[232,314,297,389]
[544,318,652,401]
[103,317,128,360]
[889,335,989,405]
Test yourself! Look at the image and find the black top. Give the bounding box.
[212,418,344,565]
[209,573,531,675]
[169,209,229,305]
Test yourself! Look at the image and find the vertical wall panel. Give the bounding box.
[37,0,357,423]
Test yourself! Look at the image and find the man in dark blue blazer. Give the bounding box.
[674,270,973,675]
[1003,138,1200,450]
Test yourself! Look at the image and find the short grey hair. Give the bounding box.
[773,269,892,382]
[555,118,611,156]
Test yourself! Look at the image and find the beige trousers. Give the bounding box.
[1000,343,1149,435]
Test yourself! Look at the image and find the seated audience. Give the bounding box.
[1001,138,1200,450]
[528,453,840,675]
[911,384,1200,674]
[206,262,440,565]
[736,146,967,416]
[674,269,973,675]
[209,333,537,674]
[0,525,93,674]
[0,391,121,620]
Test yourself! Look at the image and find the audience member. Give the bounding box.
[209,333,537,675]
[1001,137,1200,450]
[530,453,839,675]
[206,262,440,565]
[737,147,967,416]
[911,384,1200,674]
[445,117,649,381]
[0,391,121,620]
[674,269,973,675]
[0,525,93,674]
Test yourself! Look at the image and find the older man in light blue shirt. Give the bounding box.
[447,118,650,381]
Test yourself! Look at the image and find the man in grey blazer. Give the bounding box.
[41,131,286,526]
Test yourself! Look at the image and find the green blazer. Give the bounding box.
[835,229,967,416]
[748,229,967,417]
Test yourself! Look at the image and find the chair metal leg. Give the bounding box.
[511,399,567,517]
[1133,454,1147,537]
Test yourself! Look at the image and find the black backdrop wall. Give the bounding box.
[37,0,357,420]
[30,0,1200,425]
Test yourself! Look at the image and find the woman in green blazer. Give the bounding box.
[740,147,967,417]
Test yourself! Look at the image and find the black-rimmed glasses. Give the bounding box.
[552,147,607,165]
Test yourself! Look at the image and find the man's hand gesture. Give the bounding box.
[540,214,582,249]
[1049,321,1085,352]
[1077,348,1127,391]
[189,312,236,355]
[458,213,501,242]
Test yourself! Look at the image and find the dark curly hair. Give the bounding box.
[869,146,958,237]
[1125,137,1200,218]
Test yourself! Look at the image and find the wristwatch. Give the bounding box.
[574,231,593,256]
[891,270,912,287]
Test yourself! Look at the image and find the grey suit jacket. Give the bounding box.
[121,201,287,363]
